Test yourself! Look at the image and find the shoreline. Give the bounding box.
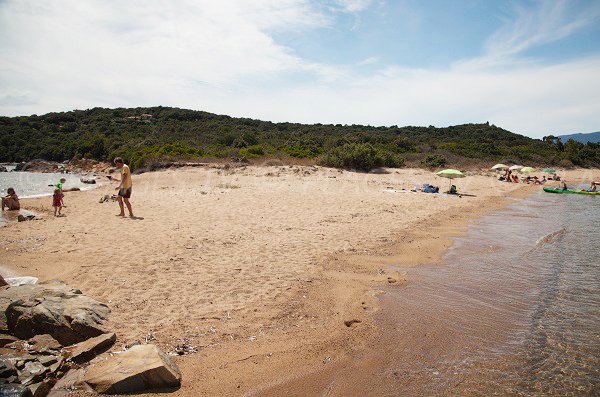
[0,166,595,396]
[249,182,536,397]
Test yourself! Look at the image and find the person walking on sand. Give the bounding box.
[52,188,64,216]
[112,157,134,217]
[55,177,67,206]
[2,188,20,211]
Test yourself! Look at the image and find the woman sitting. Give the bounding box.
[1,188,20,211]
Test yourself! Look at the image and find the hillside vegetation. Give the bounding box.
[1,106,599,171]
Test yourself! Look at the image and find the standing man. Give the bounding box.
[113,157,134,217]
[55,178,66,206]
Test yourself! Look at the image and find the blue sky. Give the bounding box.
[1,0,599,138]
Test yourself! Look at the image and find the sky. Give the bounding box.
[0,0,599,138]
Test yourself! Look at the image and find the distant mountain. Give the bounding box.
[557,131,600,143]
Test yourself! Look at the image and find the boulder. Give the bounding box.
[0,166,8,172]
[79,178,96,184]
[83,344,181,394]
[0,280,110,346]
[63,333,116,364]
[0,274,7,287]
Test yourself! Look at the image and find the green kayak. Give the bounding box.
[543,187,600,195]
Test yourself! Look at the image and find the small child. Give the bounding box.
[52,188,64,216]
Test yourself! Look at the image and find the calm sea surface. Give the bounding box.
[0,166,99,224]
[374,190,599,396]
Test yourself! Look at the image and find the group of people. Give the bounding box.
[2,157,134,219]
[499,169,560,185]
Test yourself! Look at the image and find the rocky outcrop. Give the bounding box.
[16,160,64,173]
[0,280,110,345]
[83,344,182,394]
[0,274,7,287]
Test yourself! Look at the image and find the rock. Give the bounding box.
[36,355,59,368]
[0,357,18,378]
[26,335,61,354]
[18,360,48,385]
[0,384,33,397]
[18,160,61,173]
[63,188,80,192]
[0,275,7,287]
[0,166,8,172]
[84,344,181,394]
[0,280,110,346]
[14,162,26,172]
[16,215,35,223]
[0,333,18,347]
[48,368,89,397]
[79,178,96,185]
[3,278,38,288]
[63,333,116,364]
[27,381,52,397]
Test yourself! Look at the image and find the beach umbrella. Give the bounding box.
[491,163,509,170]
[436,169,465,191]
[509,165,523,171]
[543,168,556,173]
[520,167,535,173]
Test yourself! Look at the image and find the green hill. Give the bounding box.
[1,106,598,171]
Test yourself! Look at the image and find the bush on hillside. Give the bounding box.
[319,143,404,171]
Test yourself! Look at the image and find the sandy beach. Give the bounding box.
[0,165,595,396]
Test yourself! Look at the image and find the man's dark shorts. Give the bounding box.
[118,188,132,199]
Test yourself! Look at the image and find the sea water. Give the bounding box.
[377,190,599,396]
[0,168,100,224]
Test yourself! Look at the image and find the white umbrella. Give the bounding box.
[491,163,509,170]
[509,165,523,171]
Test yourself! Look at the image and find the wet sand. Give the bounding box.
[0,165,595,396]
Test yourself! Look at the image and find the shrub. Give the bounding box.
[319,143,404,171]
[421,154,447,168]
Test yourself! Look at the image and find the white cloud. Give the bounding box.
[483,0,600,61]
[0,0,598,138]
[333,0,374,13]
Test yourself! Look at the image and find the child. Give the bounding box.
[2,188,20,211]
[52,188,64,216]
[56,178,67,206]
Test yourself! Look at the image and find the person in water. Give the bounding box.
[561,181,568,191]
[2,188,20,211]
[586,182,597,192]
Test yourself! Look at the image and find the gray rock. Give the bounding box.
[63,333,115,364]
[18,361,48,386]
[0,384,33,397]
[84,344,181,394]
[0,280,110,346]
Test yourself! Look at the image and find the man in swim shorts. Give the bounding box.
[113,157,134,217]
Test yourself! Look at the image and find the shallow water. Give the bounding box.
[0,169,99,225]
[374,190,599,396]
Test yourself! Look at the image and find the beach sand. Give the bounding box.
[0,165,594,396]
